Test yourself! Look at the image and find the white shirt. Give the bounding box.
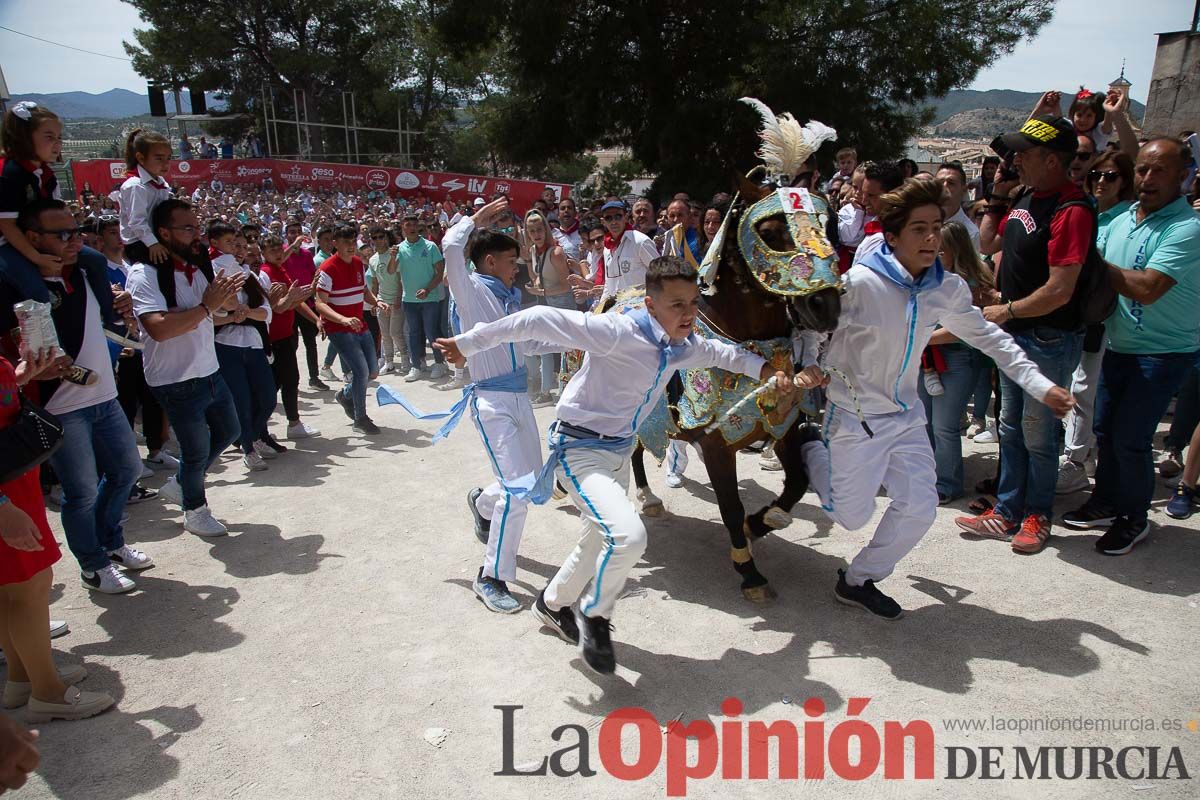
[852,232,884,266]
[837,204,870,248]
[823,257,1053,416]
[119,165,172,248]
[442,217,542,382]
[946,206,981,249]
[212,254,272,349]
[43,278,118,415]
[127,262,219,387]
[456,305,767,438]
[552,227,582,262]
[600,230,659,300]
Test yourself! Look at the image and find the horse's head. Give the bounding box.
[699,174,842,333]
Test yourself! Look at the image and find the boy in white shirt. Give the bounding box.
[436,255,793,674]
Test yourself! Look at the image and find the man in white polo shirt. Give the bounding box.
[126,199,245,537]
[597,200,659,301]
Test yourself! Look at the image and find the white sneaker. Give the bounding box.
[664,471,684,489]
[429,363,449,380]
[49,620,69,639]
[252,441,279,460]
[184,505,228,537]
[404,367,422,382]
[81,564,136,594]
[379,362,395,375]
[377,356,388,370]
[318,366,338,382]
[1056,459,1090,495]
[398,360,412,375]
[243,452,268,472]
[973,423,998,445]
[923,370,944,397]
[287,421,319,440]
[108,544,154,570]
[966,419,987,439]
[144,451,180,471]
[158,477,183,506]
[760,451,783,471]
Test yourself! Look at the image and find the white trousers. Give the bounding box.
[544,444,646,620]
[471,390,542,581]
[1063,340,1106,463]
[801,405,938,586]
[664,439,703,477]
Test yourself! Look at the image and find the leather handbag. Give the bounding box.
[0,393,64,484]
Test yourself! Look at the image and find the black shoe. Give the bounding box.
[834,569,903,620]
[467,488,489,544]
[309,377,330,391]
[531,591,579,644]
[1062,501,1116,530]
[352,416,380,435]
[260,433,288,453]
[127,483,158,505]
[574,609,616,674]
[741,439,769,454]
[335,388,355,420]
[1095,517,1150,556]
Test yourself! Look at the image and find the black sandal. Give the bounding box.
[968,496,993,514]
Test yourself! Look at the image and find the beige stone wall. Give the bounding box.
[1143,31,1200,137]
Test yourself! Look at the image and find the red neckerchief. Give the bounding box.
[126,168,168,190]
[603,224,632,252]
[207,245,224,262]
[559,218,580,236]
[173,256,197,285]
[864,219,883,236]
[20,160,55,198]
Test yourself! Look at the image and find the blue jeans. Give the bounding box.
[328,330,376,420]
[1092,350,1198,524]
[404,301,444,368]
[971,361,994,421]
[215,343,278,453]
[995,327,1083,521]
[920,345,987,498]
[1166,365,1200,452]
[48,399,142,571]
[151,373,241,511]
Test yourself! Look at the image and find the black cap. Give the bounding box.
[991,115,1077,159]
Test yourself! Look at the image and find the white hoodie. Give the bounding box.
[823,247,1054,417]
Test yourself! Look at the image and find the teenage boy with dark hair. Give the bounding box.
[435,254,793,674]
[314,224,388,434]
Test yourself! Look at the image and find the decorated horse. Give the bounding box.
[573,99,845,602]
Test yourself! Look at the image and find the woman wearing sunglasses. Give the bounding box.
[1057,150,1137,495]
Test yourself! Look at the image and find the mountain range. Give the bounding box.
[8,88,220,119]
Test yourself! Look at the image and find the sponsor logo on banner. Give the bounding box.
[177,161,191,173]
[467,177,488,194]
[495,182,511,196]
[366,169,389,190]
[236,165,273,177]
[394,172,421,190]
[109,163,125,179]
[442,178,466,192]
[312,167,335,178]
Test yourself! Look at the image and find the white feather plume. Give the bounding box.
[739,97,838,182]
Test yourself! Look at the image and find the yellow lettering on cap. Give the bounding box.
[1020,119,1058,142]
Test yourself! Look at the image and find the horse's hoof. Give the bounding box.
[638,488,664,517]
[763,506,792,530]
[742,583,778,604]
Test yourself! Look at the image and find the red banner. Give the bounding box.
[70,158,570,210]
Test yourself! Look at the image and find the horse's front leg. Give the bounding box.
[700,433,776,603]
[746,420,814,538]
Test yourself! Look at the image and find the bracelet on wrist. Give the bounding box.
[1006,300,1016,320]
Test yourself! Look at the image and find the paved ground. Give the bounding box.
[16,374,1200,799]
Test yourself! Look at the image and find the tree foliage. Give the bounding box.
[436,0,1053,200]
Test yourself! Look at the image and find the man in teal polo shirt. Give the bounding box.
[1063,137,1200,555]
[397,211,447,381]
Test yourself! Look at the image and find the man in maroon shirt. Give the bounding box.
[282,219,328,390]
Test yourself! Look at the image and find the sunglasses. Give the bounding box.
[1074,150,1095,161]
[1089,169,1121,183]
[601,214,624,222]
[35,227,83,242]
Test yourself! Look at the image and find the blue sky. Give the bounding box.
[0,0,1192,104]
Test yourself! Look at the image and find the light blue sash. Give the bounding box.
[376,367,529,442]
